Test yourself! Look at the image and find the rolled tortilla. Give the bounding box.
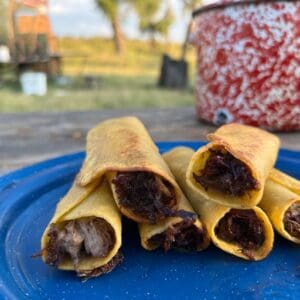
[164,147,274,261]
[259,169,300,244]
[41,180,122,278]
[186,123,280,208]
[139,192,210,252]
[77,116,181,223]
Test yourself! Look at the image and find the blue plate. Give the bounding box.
[0,141,299,300]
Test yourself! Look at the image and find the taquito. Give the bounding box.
[186,123,280,208]
[259,169,300,244]
[77,116,181,223]
[139,192,210,252]
[41,180,122,278]
[164,147,274,261]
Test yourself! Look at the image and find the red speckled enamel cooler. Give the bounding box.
[193,0,300,131]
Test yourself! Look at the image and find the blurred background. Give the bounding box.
[0,0,209,113]
[1,0,299,173]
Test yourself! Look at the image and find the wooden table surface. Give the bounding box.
[1,107,300,174]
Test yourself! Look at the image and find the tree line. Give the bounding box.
[96,0,202,55]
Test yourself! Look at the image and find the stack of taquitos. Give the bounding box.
[164,146,275,261]
[40,119,297,278]
[185,122,299,246]
[41,116,210,278]
[76,116,210,252]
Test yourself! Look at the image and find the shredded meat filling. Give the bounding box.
[215,209,265,260]
[45,217,115,269]
[193,150,259,196]
[284,203,300,239]
[148,219,206,252]
[112,172,177,223]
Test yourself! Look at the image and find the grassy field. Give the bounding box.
[0,38,197,113]
[0,75,194,112]
[59,38,196,77]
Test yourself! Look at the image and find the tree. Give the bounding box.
[96,0,123,54]
[181,0,202,59]
[0,0,9,44]
[131,0,174,46]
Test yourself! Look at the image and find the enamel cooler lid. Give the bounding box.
[192,0,285,17]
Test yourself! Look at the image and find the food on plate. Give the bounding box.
[139,192,210,252]
[164,147,274,260]
[76,116,181,223]
[259,169,300,244]
[186,123,280,208]
[39,116,297,279]
[41,180,122,278]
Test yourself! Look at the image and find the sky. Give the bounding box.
[48,0,215,43]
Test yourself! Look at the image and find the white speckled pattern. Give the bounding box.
[194,1,300,130]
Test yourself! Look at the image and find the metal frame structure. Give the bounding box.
[5,0,61,76]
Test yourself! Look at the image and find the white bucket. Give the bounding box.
[0,45,10,63]
[20,72,47,96]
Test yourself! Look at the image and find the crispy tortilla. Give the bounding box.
[164,147,274,260]
[259,169,300,244]
[41,180,122,275]
[186,123,280,208]
[76,116,181,223]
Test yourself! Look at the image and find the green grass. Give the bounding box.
[0,75,194,112]
[59,38,196,77]
[0,38,197,112]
